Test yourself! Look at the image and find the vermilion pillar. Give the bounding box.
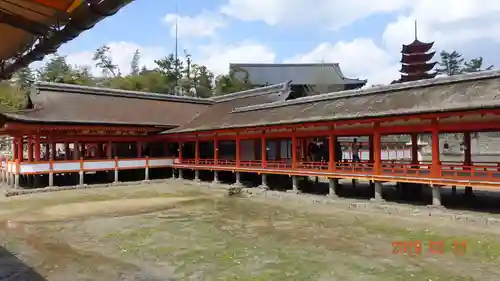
[27,135,33,161]
[214,139,219,164]
[431,125,441,177]
[12,138,17,161]
[368,135,374,162]
[235,135,241,167]
[34,135,41,161]
[17,137,23,162]
[328,132,335,171]
[195,140,200,164]
[292,135,297,169]
[261,135,266,168]
[373,128,381,175]
[178,142,183,163]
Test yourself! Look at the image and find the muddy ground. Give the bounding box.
[1,180,500,281]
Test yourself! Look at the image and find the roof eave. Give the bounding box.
[1,113,179,128]
[160,104,499,135]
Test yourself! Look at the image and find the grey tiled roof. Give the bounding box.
[163,70,500,134]
[230,63,367,86]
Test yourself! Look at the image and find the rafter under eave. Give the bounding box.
[0,10,50,35]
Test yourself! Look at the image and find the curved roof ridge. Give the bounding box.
[34,82,213,104]
[234,69,500,113]
[210,80,291,103]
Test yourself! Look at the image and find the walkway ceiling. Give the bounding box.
[0,0,133,80]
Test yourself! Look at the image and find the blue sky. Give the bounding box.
[56,0,500,85]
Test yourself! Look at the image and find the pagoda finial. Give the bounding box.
[414,20,418,41]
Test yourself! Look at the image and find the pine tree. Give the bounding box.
[436,50,464,76]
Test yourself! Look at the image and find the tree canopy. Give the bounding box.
[0,46,495,110]
[436,50,494,76]
[7,46,253,99]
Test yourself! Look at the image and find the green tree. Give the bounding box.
[154,53,184,94]
[38,54,72,82]
[214,66,252,95]
[463,57,494,73]
[0,82,28,109]
[130,49,140,76]
[436,50,464,76]
[92,45,118,77]
[14,67,35,90]
[192,64,214,98]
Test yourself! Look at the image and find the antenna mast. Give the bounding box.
[174,1,179,94]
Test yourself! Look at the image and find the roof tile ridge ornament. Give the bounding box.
[34,81,214,104]
[233,69,500,113]
[211,80,292,103]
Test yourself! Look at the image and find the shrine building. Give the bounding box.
[2,69,500,207]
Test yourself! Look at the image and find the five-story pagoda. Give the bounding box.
[395,21,437,83]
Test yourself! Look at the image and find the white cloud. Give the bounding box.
[64,42,167,76]
[163,11,226,39]
[285,0,500,85]
[285,38,400,85]
[220,0,412,30]
[40,0,500,87]
[197,41,276,74]
[382,0,500,52]
[50,41,273,78]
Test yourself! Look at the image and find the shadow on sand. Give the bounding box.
[0,246,46,281]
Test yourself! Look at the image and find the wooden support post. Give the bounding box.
[64,143,69,160]
[44,139,50,160]
[17,137,23,162]
[411,133,419,164]
[34,134,40,161]
[137,142,142,158]
[12,137,17,161]
[368,135,374,162]
[431,123,441,178]
[78,157,84,186]
[373,126,381,175]
[114,157,119,183]
[463,132,472,166]
[261,135,266,168]
[48,159,54,187]
[292,135,297,169]
[14,160,19,188]
[73,142,80,159]
[106,141,112,158]
[214,139,219,165]
[51,142,56,160]
[328,132,335,172]
[178,141,183,163]
[27,135,33,161]
[195,140,200,165]
[236,135,240,167]
[144,156,149,181]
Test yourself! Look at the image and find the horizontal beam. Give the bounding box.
[164,108,500,139]
[165,119,500,142]
[0,10,49,35]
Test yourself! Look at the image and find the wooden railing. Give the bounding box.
[177,158,500,183]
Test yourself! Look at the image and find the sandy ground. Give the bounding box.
[0,180,500,280]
